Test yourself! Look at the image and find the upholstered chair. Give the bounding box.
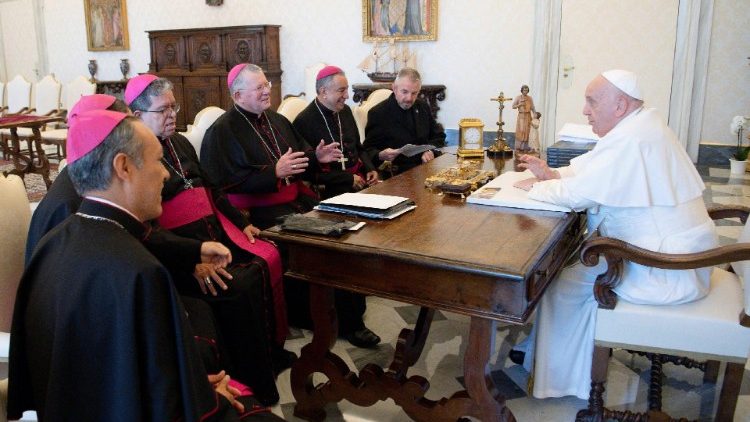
[0,75,32,159]
[180,106,225,158]
[352,88,392,143]
[13,75,63,159]
[0,174,34,422]
[576,205,750,422]
[276,96,308,123]
[39,76,97,158]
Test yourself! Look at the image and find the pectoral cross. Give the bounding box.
[339,156,348,170]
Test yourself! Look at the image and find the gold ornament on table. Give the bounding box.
[487,92,513,157]
[458,118,485,158]
[424,161,496,199]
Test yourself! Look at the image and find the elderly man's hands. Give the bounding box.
[193,263,232,296]
[517,154,560,181]
[243,224,260,243]
[378,148,401,162]
[208,371,245,413]
[200,241,232,267]
[276,148,308,179]
[315,140,344,163]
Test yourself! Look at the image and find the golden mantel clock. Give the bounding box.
[458,118,485,158]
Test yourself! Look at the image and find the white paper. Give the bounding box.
[558,123,598,143]
[467,171,571,212]
[320,193,411,210]
[399,144,436,158]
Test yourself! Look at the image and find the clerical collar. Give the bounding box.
[315,98,336,116]
[78,197,149,239]
[234,104,263,121]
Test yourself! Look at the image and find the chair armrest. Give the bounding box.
[707,204,750,223]
[581,237,750,310]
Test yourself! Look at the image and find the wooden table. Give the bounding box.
[0,115,63,188]
[263,153,582,421]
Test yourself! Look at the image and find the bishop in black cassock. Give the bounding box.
[10,111,280,420]
[126,74,295,405]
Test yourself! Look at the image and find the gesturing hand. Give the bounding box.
[517,154,560,181]
[276,148,308,179]
[315,140,344,163]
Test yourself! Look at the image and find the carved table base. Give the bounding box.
[291,284,516,422]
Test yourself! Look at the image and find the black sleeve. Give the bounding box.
[143,225,202,274]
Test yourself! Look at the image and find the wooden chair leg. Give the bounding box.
[647,353,664,412]
[715,362,743,422]
[576,345,611,422]
[703,360,720,383]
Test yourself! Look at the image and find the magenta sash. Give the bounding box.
[159,187,288,344]
[227,180,317,209]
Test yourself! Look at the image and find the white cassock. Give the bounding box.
[521,107,719,399]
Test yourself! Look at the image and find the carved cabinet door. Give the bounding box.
[183,77,222,127]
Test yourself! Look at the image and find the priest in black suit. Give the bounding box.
[363,67,445,177]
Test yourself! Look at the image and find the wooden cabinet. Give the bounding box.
[147,25,281,131]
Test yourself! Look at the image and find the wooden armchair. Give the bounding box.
[0,75,32,159]
[13,75,63,159]
[576,205,750,422]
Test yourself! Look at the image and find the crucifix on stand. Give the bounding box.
[487,92,513,157]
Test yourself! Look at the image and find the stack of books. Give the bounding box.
[315,193,416,219]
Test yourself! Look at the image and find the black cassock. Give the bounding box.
[363,93,445,177]
[160,133,284,405]
[8,199,280,421]
[293,99,376,199]
[22,164,277,405]
[200,106,318,230]
[201,105,371,336]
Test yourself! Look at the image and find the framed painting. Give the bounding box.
[83,0,130,51]
[362,0,438,42]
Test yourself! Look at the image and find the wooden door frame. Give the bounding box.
[533,0,714,161]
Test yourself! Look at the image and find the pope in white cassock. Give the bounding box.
[513,69,719,399]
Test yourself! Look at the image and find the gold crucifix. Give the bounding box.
[487,92,513,157]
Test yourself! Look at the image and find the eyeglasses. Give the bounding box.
[241,81,273,93]
[139,103,180,116]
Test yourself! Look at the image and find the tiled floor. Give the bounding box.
[268,165,750,421]
[4,165,750,421]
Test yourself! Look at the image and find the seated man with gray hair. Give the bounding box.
[363,67,445,177]
[8,110,281,420]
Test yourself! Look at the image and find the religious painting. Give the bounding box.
[83,0,130,51]
[362,0,438,42]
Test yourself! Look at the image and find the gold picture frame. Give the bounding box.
[83,0,130,51]
[362,0,438,42]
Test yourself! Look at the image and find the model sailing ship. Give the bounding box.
[358,40,416,82]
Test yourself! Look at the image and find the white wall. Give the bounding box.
[700,0,750,145]
[39,0,534,132]
[0,0,38,82]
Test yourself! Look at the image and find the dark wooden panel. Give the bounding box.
[187,33,224,71]
[183,77,222,127]
[147,25,282,131]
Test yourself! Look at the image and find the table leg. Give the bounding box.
[3,128,32,183]
[291,283,350,421]
[463,316,516,421]
[290,293,517,421]
[31,128,52,188]
[389,306,435,378]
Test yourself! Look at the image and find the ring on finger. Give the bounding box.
[204,277,212,286]
[292,164,297,169]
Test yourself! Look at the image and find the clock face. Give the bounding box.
[464,127,481,149]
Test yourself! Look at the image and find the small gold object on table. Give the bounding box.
[424,160,496,199]
[487,92,513,157]
[458,118,485,158]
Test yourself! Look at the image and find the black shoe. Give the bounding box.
[508,349,525,365]
[345,327,381,348]
[271,348,298,375]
